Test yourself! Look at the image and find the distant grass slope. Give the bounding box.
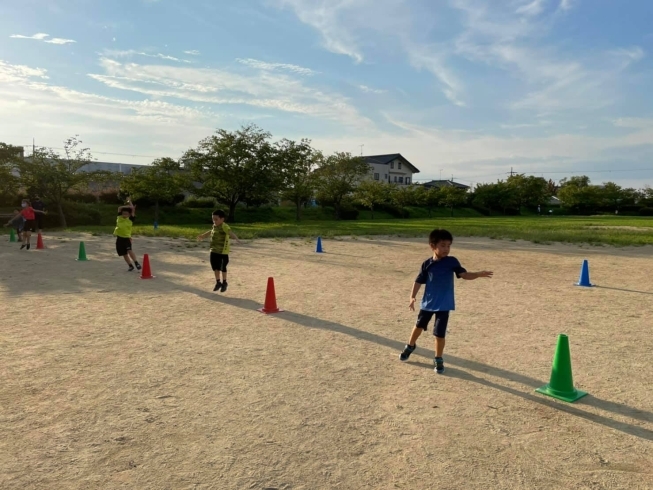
[63,216,653,247]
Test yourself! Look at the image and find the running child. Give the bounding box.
[114,198,141,271]
[399,229,493,374]
[19,200,46,250]
[197,209,240,292]
[3,208,24,241]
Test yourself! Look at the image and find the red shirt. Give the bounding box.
[21,207,36,220]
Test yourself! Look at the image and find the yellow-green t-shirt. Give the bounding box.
[210,223,231,254]
[114,216,134,238]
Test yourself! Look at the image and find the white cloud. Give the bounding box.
[358,85,386,94]
[44,38,76,45]
[516,0,547,17]
[559,0,575,11]
[88,57,370,128]
[10,33,75,44]
[184,50,201,56]
[10,33,50,40]
[236,58,317,76]
[102,49,191,63]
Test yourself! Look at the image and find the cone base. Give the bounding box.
[575,282,594,287]
[140,275,155,279]
[258,308,283,314]
[536,385,588,403]
[76,258,89,262]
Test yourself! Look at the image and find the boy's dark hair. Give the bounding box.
[212,209,226,218]
[429,229,453,245]
[119,206,131,214]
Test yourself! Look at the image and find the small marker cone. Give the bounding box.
[258,277,283,314]
[140,254,155,279]
[315,236,324,253]
[576,259,593,287]
[36,232,45,250]
[76,241,88,261]
[9,229,16,242]
[536,334,588,403]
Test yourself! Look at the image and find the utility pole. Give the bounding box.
[359,144,364,156]
[32,138,35,157]
[509,167,515,177]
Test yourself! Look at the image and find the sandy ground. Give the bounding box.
[1,232,652,490]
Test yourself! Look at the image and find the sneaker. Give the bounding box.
[20,244,26,250]
[135,262,142,271]
[399,344,416,362]
[213,281,222,292]
[434,357,445,374]
[128,265,135,272]
[220,282,228,293]
[26,243,31,250]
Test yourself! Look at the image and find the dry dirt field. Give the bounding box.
[1,232,652,490]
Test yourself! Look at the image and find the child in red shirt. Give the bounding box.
[19,200,46,250]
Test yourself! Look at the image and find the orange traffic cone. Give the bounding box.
[140,254,155,279]
[258,277,283,314]
[35,232,45,249]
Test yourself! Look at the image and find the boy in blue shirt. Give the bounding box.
[399,229,493,374]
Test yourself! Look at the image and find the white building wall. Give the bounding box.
[365,161,415,185]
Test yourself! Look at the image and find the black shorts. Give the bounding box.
[116,237,132,256]
[23,220,36,233]
[416,310,450,338]
[210,253,229,272]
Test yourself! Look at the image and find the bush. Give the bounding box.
[98,191,123,205]
[639,207,653,216]
[41,201,103,227]
[177,196,217,208]
[338,205,359,220]
[67,192,98,204]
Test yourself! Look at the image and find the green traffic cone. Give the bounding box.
[9,228,16,242]
[76,241,88,261]
[536,334,587,403]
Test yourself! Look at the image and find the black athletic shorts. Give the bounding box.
[210,252,229,272]
[416,310,450,338]
[115,237,132,256]
[23,219,36,233]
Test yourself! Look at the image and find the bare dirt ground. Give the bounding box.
[1,232,652,490]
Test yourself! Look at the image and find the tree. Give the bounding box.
[0,143,22,203]
[313,152,370,219]
[390,185,416,218]
[414,186,441,218]
[276,138,320,221]
[120,157,189,223]
[507,174,551,210]
[184,124,279,222]
[557,176,601,213]
[472,182,504,215]
[355,180,390,219]
[438,186,468,217]
[16,136,105,227]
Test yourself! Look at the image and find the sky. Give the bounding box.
[1,0,652,188]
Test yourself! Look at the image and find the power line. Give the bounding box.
[22,144,161,159]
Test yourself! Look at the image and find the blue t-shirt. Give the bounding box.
[415,256,467,312]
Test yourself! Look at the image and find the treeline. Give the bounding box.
[2,126,653,227]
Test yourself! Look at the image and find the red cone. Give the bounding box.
[140,254,155,279]
[36,233,45,250]
[258,277,283,314]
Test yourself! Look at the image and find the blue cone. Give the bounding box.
[576,259,593,287]
[316,236,324,253]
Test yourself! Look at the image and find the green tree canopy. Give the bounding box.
[313,152,369,219]
[354,180,390,219]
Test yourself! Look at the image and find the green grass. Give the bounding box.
[57,215,653,247]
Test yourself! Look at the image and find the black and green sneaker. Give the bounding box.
[434,357,445,374]
[399,344,416,362]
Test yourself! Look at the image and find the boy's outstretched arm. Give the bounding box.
[197,230,212,241]
[408,282,422,311]
[460,271,493,280]
[229,231,241,243]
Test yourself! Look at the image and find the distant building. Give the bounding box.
[421,180,470,191]
[80,161,148,175]
[363,154,420,185]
